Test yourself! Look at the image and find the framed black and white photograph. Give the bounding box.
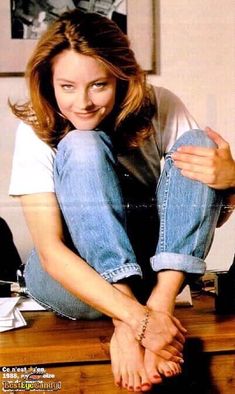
[0,0,154,76]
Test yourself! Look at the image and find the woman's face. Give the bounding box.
[52,50,117,130]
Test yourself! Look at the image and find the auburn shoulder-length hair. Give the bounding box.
[10,9,155,148]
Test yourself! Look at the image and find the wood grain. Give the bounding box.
[0,294,234,393]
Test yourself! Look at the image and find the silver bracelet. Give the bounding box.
[136,307,150,343]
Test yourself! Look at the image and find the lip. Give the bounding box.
[75,109,100,118]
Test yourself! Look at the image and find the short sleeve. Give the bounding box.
[152,86,199,156]
[9,122,56,196]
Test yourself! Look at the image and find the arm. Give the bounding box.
[172,127,235,225]
[20,192,143,323]
[153,88,235,194]
[172,128,235,189]
[21,192,186,356]
[146,271,185,314]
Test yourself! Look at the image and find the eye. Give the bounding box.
[61,84,75,91]
[92,81,107,90]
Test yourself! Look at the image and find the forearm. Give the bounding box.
[40,242,144,327]
[21,193,145,329]
[146,270,185,313]
[112,281,137,327]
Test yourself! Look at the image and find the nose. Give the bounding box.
[73,88,93,111]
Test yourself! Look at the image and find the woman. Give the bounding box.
[9,9,235,392]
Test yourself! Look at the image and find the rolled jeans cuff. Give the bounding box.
[101,263,143,283]
[150,252,206,275]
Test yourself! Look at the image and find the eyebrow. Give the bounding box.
[54,76,111,83]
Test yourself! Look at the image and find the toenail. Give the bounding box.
[142,383,151,387]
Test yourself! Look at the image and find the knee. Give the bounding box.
[56,130,114,168]
[172,129,217,151]
[58,130,103,161]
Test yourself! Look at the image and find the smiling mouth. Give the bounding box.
[75,109,99,117]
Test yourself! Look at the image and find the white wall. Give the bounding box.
[0,78,32,263]
[0,0,234,269]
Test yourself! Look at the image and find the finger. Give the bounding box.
[172,316,187,335]
[174,145,216,157]
[167,339,184,352]
[157,349,184,363]
[205,127,229,149]
[174,161,215,174]
[180,170,217,186]
[173,152,215,165]
[163,343,183,357]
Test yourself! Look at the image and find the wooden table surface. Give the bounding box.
[1,294,235,393]
[1,293,235,367]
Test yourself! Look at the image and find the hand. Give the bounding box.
[172,127,235,189]
[135,309,186,361]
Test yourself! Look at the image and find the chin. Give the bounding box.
[72,123,99,131]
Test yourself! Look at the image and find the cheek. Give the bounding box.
[106,91,116,111]
[53,86,70,110]
[55,94,70,112]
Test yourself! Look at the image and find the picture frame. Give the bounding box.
[0,0,155,76]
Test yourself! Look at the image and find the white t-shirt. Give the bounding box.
[9,86,198,196]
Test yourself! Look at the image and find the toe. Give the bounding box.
[127,372,135,391]
[120,370,129,390]
[133,371,142,392]
[141,382,152,392]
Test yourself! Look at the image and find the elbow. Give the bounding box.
[37,244,61,276]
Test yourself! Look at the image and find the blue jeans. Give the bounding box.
[24,129,222,319]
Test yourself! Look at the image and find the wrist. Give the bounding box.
[112,281,144,327]
[147,292,176,314]
[125,301,149,332]
[136,306,150,343]
[147,270,185,313]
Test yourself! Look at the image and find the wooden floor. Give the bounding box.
[0,294,235,393]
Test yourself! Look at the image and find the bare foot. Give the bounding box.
[110,322,153,392]
[144,349,182,384]
[144,271,186,383]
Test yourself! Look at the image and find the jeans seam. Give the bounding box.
[157,156,171,252]
[25,287,77,320]
[193,186,207,258]
[101,263,142,282]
